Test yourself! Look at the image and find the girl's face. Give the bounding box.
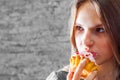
[74,2,114,65]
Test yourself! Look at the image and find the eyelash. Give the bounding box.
[75,25,84,31]
[75,25,105,33]
[96,27,104,33]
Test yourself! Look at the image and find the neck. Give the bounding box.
[96,57,116,80]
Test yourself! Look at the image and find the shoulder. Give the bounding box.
[46,70,68,80]
[46,65,85,80]
[46,65,69,80]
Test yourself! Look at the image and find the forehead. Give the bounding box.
[75,1,102,28]
[77,1,100,16]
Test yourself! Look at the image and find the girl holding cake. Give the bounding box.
[46,0,120,80]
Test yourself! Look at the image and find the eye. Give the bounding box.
[96,27,104,33]
[75,25,84,31]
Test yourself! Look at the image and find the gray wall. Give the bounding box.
[0,0,71,80]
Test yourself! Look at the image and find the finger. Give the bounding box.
[67,71,74,80]
[94,77,98,80]
[85,70,98,80]
[73,59,86,80]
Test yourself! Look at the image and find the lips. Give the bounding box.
[78,50,97,58]
[81,50,97,58]
[91,52,97,58]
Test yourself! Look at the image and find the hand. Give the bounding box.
[67,59,98,80]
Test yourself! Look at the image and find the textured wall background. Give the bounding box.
[0,0,71,80]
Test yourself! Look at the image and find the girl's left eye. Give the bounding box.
[96,27,104,33]
[75,25,84,31]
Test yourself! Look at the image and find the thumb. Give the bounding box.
[67,71,74,80]
[85,70,98,80]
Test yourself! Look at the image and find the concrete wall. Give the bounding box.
[0,0,71,80]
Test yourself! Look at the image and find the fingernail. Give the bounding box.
[69,71,74,75]
[93,70,98,74]
[80,59,86,65]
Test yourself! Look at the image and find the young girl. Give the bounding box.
[46,0,120,80]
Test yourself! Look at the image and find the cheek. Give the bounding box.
[75,36,81,46]
[75,36,84,51]
[99,38,113,56]
[76,37,80,45]
[104,42,113,55]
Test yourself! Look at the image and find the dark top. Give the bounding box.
[46,70,84,80]
[46,70,68,80]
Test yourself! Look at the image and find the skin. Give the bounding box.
[67,2,116,80]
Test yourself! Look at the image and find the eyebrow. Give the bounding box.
[74,23,103,28]
[95,24,103,27]
[74,23,82,27]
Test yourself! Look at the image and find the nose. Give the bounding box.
[81,31,94,48]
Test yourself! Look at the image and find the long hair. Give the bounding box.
[69,0,120,79]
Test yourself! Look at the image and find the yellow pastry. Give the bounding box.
[70,53,98,77]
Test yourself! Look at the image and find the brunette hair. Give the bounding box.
[69,0,120,79]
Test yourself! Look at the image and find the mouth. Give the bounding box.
[79,50,97,58]
[90,52,97,58]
